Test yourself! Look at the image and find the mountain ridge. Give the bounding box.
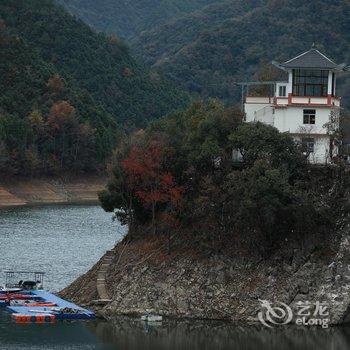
[55,0,218,40]
[133,0,350,106]
[0,0,189,176]
[56,0,350,108]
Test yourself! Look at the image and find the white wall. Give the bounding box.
[287,71,293,95]
[327,71,333,95]
[243,104,337,164]
[293,135,331,164]
[274,107,334,134]
[244,103,272,122]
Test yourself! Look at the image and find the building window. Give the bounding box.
[303,109,316,124]
[279,85,286,97]
[302,138,315,153]
[292,69,329,97]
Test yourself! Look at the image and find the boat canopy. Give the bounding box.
[3,271,45,289]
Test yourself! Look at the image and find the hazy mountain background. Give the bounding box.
[55,0,218,40]
[56,0,350,108]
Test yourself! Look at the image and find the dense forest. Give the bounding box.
[133,0,350,106]
[3,0,350,177]
[55,0,217,40]
[59,0,350,108]
[0,0,188,176]
[100,101,349,254]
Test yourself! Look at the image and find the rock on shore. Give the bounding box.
[61,224,350,325]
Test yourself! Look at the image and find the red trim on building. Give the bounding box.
[246,95,340,108]
[276,103,337,108]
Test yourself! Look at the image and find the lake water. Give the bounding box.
[0,205,126,292]
[1,205,350,350]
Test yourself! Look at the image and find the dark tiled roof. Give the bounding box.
[281,49,339,69]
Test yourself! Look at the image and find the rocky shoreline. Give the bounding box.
[0,176,106,208]
[60,221,350,325]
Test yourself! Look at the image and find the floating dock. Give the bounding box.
[2,290,95,323]
[1,270,95,323]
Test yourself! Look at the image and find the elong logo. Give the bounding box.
[258,300,330,328]
[258,300,293,328]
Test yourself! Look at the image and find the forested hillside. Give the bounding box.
[4,0,350,176]
[56,0,350,109]
[55,0,217,40]
[134,0,350,106]
[0,0,188,176]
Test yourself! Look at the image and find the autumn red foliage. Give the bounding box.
[121,141,184,233]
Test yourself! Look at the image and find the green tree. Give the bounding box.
[229,122,306,175]
[100,101,339,255]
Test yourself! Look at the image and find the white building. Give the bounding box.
[244,48,348,164]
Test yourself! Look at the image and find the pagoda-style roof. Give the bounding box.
[279,48,346,70]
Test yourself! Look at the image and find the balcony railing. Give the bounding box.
[245,95,341,107]
[286,95,340,107]
[245,96,274,104]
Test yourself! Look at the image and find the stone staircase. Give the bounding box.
[95,249,115,306]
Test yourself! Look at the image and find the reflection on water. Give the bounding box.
[0,205,126,291]
[0,312,100,350]
[93,317,350,350]
[2,314,350,350]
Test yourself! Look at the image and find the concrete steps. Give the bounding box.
[95,249,115,304]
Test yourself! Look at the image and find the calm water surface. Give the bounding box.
[1,205,350,350]
[0,205,126,291]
